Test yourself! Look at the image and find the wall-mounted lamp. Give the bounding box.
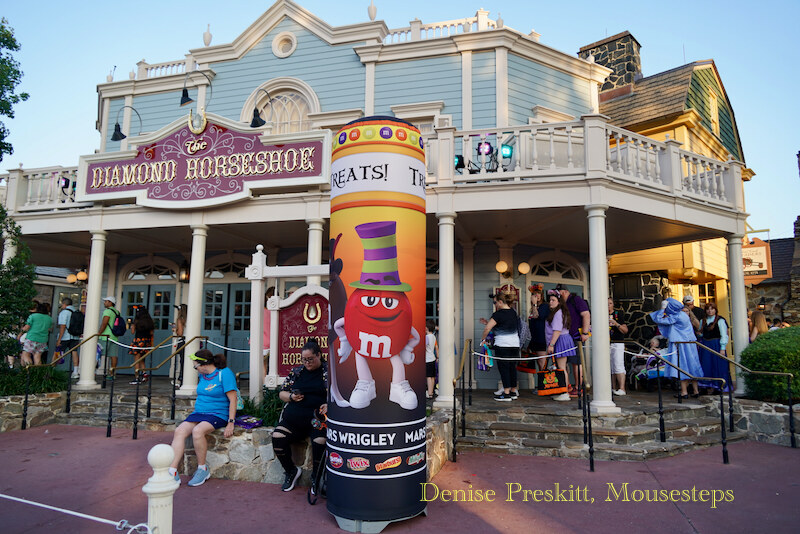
[180,70,213,134]
[758,297,766,311]
[178,260,190,283]
[249,88,274,128]
[495,260,511,278]
[66,269,88,287]
[518,262,531,275]
[110,105,143,141]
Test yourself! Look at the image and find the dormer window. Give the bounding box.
[708,90,720,137]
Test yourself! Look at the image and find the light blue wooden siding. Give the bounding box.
[374,55,462,127]
[209,18,365,118]
[472,52,496,129]
[508,53,592,124]
[131,90,192,134]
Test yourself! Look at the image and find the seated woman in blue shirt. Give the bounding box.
[168,349,238,487]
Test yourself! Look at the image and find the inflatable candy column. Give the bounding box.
[327,117,427,528]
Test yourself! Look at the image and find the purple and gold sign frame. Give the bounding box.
[77,113,329,208]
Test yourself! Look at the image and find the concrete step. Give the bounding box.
[69,400,192,420]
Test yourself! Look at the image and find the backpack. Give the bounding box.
[519,317,532,350]
[110,309,127,337]
[67,309,85,337]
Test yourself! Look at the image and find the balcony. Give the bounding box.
[2,116,744,224]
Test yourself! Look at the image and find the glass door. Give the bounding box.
[227,284,251,374]
[148,285,175,376]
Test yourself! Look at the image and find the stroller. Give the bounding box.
[628,337,667,391]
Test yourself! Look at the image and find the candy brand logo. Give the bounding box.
[375,456,402,472]
[329,452,343,469]
[347,457,370,471]
[407,452,425,466]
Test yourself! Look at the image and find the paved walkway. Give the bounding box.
[0,424,798,533]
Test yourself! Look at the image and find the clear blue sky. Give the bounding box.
[3,1,799,238]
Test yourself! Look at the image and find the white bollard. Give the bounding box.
[142,444,179,534]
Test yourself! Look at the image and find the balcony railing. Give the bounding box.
[385,12,497,44]
[3,116,743,215]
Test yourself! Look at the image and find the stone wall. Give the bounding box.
[705,398,799,447]
[180,408,455,485]
[578,31,642,92]
[611,271,669,344]
[0,392,66,432]
[746,283,788,321]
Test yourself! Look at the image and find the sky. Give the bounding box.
[2,1,799,238]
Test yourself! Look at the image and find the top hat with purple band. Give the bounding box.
[349,221,412,292]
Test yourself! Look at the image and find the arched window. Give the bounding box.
[242,78,320,135]
[126,262,177,281]
[260,91,311,134]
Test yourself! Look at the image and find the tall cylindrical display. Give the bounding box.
[327,117,427,525]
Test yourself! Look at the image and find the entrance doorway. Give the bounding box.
[201,283,251,374]
[120,284,176,376]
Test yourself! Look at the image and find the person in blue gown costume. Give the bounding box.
[650,298,703,398]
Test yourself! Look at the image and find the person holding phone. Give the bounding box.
[272,338,328,493]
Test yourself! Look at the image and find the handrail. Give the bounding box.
[18,333,105,429]
[451,339,473,463]
[679,340,795,448]
[576,341,594,472]
[108,335,176,376]
[630,340,730,464]
[105,335,206,440]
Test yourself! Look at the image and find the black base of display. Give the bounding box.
[331,507,427,533]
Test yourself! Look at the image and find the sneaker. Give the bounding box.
[494,387,504,395]
[613,389,627,396]
[282,466,301,492]
[389,380,417,410]
[552,392,571,402]
[349,379,377,409]
[173,472,181,485]
[494,393,512,402]
[509,390,519,399]
[187,466,210,487]
[70,369,80,379]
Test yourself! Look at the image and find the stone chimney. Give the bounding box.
[782,215,800,324]
[579,31,642,93]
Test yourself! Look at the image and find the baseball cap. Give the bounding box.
[682,295,694,303]
[103,296,117,305]
[554,283,568,292]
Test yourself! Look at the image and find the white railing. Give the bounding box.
[385,11,496,44]
[604,125,666,190]
[136,57,192,80]
[13,166,92,211]
[680,150,729,203]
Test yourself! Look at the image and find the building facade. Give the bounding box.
[2,1,751,413]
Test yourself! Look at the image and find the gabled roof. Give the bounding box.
[599,63,695,129]
[758,238,796,284]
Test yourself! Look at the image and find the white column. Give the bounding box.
[246,245,267,401]
[306,218,324,286]
[178,224,208,397]
[727,233,748,395]
[585,205,619,414]
[1,229,16,265]
[76,230,106,390]
[461,242,476,389]
[265,295,281,388]
[435,212,457,406]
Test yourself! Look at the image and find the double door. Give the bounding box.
[201,283,251,374]
[121,285,176,376]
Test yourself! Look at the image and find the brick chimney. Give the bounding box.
[579,31,642,93]
[782,215,800,324]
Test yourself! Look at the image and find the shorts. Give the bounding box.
[529,339,547,352]
[426,361,437,378]
[185,413,228,429]
[610,343,625,374]
[566,337,581,364]
[22,338,47,354]
[61,338,80,353]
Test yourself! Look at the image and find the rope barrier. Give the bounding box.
[0,493,152,533]
[473,345,577,360]
[106,339,157,351]
[205,340,250,353]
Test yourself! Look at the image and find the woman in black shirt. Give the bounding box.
[481,290,521,402]
[272,338,328,492]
